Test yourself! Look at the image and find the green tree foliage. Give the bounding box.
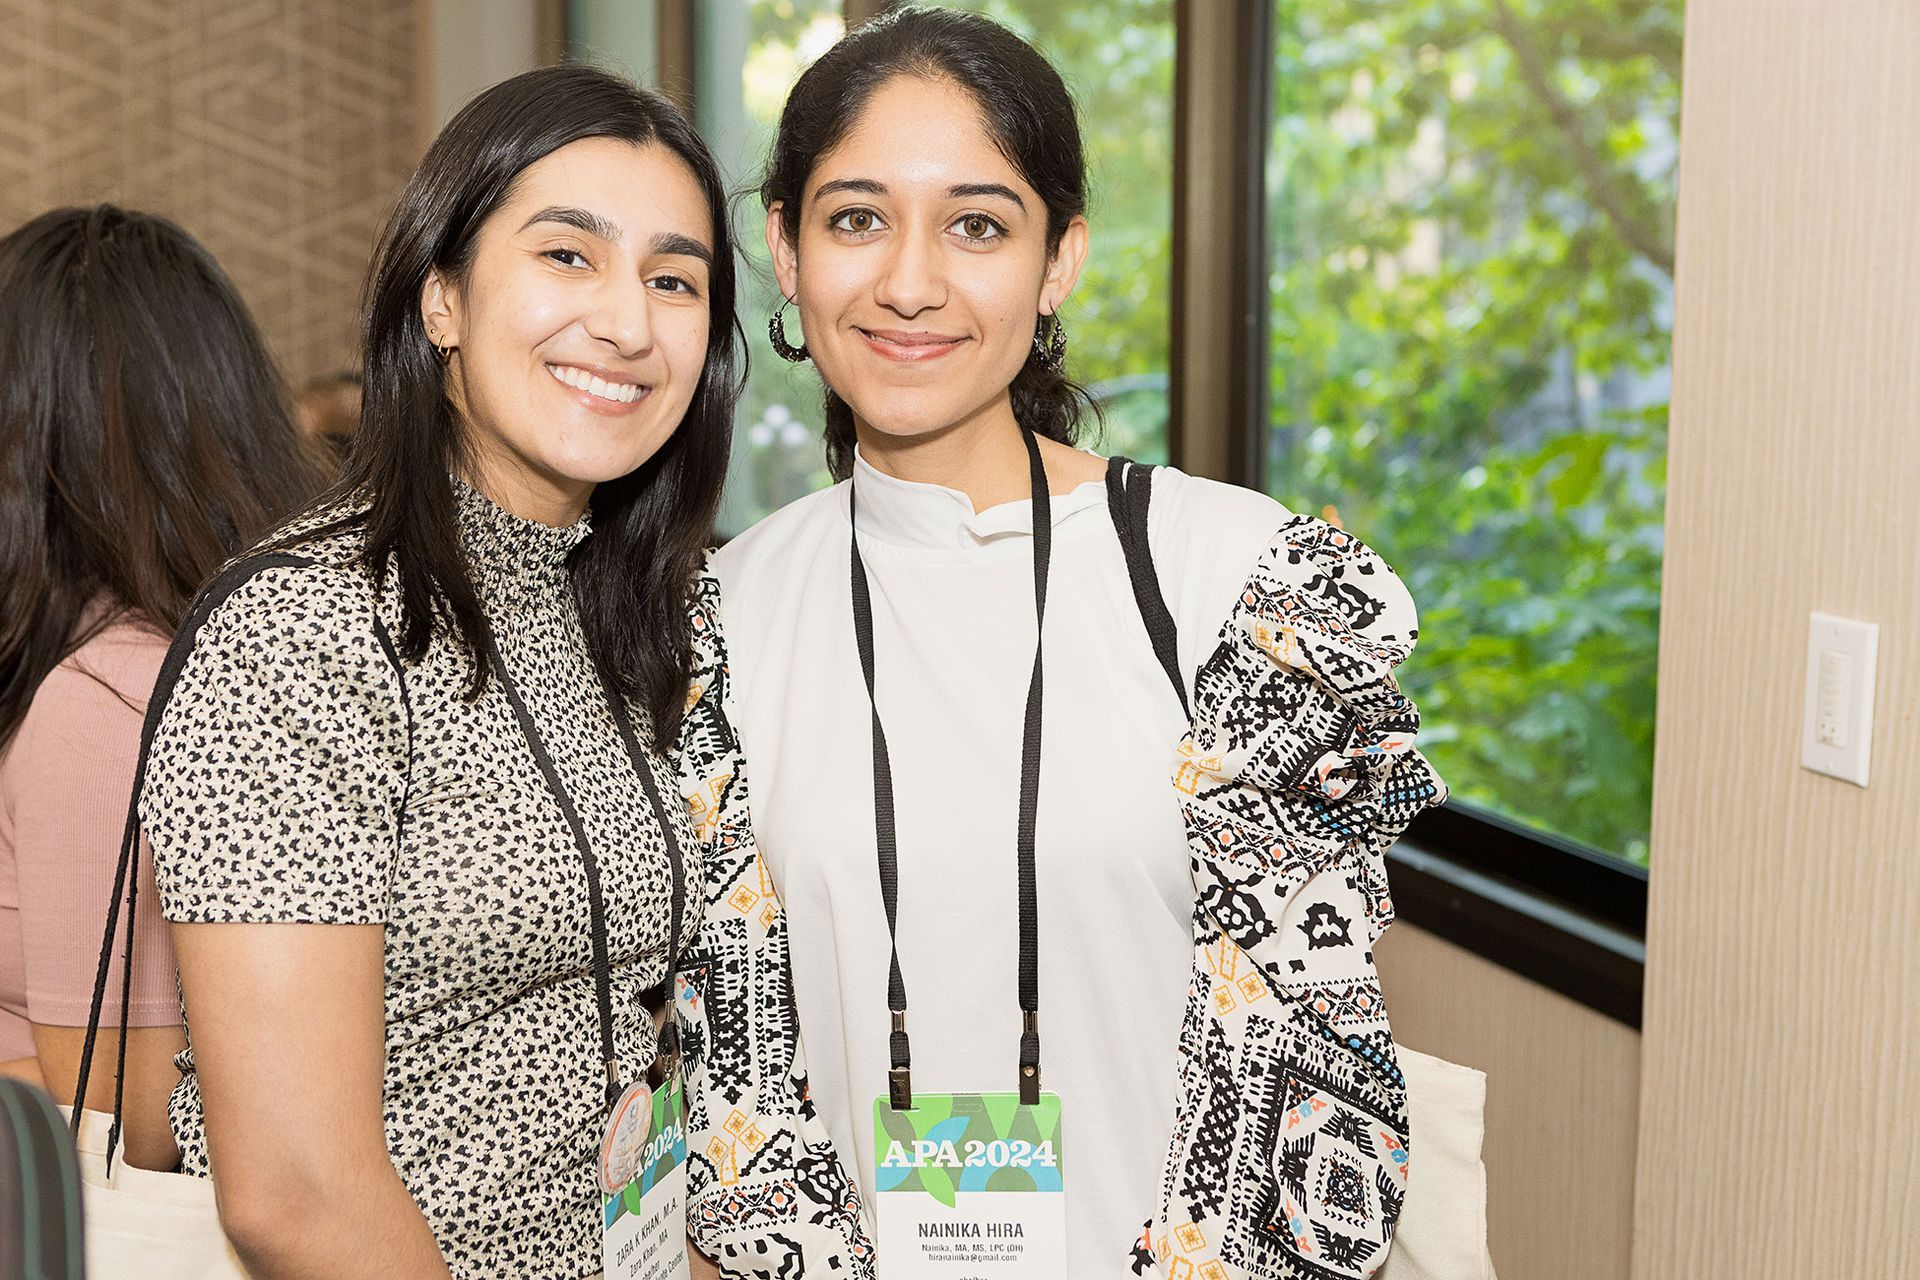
[720,0,847,533]
[1265,0,1678,863]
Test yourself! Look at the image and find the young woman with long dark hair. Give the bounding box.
[137,66,862,1279]
[0,204,319,1171]
[687,8,1480,1278]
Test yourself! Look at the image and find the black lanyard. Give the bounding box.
[850,427,1052,1110]
[489,649,687,1111]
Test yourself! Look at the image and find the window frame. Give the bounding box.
[1182,0,1650,1029]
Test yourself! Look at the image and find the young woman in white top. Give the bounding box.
[691,9,1452,1278]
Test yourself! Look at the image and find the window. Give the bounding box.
[1264,0,1681,865]
[566,1,657,82]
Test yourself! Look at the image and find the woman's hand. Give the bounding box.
[172,920,452,1280]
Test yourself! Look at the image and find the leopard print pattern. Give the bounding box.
[143,480,698,1280]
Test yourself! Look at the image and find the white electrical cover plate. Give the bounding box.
[1801,612,1878,787]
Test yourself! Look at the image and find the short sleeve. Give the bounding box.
[5,627,180,1027]
[141,563,408,926]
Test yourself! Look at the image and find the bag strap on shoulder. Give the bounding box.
[1104,457,1189,718]
[69,551,410,1170]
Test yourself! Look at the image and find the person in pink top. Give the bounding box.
[0,205,320,1169]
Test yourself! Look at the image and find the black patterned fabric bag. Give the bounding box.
[1107,464,1447,1280]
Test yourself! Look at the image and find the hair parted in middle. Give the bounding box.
[760,4,1100,480]
[284,63,741,743]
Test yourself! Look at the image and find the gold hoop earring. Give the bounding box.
[429,329,453,364]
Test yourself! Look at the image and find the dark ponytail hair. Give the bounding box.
[0,206,319,748]
[761,5,1097,480]
[296,64,739,743]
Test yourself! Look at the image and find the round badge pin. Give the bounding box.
[598,1080,653,1195]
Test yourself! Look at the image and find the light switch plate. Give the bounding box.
[1801,612,1878,787]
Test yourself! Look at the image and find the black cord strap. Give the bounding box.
[851,428,1052,1109]
[847,488,914,1109]
[492,653,686,1112]
[600,668,690,1011]
[491,653,622,1107]
[1105,458,1189,716]
[74,553,321,1171]
[1015,430,1051,1105]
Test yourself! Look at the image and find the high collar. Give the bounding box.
[847,446,1106,551]
[452,476,592,592]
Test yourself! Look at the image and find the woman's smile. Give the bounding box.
[855,326,968,363]
[543,359,654,413]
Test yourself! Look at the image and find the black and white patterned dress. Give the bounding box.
[143,480,699,1279]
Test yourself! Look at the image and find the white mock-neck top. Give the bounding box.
[711,447,1290,1276]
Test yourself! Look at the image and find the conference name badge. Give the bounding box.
[873,1091,1066,1276]
[601,1075,691,1280]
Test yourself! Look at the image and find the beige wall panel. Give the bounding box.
[1378,924,1639,1280]
[1632,1,1920,1277]
[0,0,419,384]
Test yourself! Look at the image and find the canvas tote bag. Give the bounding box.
[58,1107,244,1280]
[1376,1046,1499,1280]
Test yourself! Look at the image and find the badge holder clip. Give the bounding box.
[888,1010,913,1110]
[1018,1011,1041,1105]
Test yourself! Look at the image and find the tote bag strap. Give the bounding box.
[68,552,409,1172]
[1104,457,1189,718]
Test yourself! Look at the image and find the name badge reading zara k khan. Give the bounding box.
[601,1075,691,1280]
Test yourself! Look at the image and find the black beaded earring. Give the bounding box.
[769,300,810,363]
[1032,313,1068,371]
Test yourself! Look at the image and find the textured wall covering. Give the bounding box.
[1378,925,1639,1280]
[1632,1,1920,1276]
[0,0,419,383]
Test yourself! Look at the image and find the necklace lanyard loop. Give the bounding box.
[850,427,1052,1109]
[489,650,688,1112]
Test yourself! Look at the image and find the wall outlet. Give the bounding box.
[1801,612,1878,787]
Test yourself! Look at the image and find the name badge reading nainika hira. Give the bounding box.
[874,1091,1066,1276]
[601,1075,691,1280]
